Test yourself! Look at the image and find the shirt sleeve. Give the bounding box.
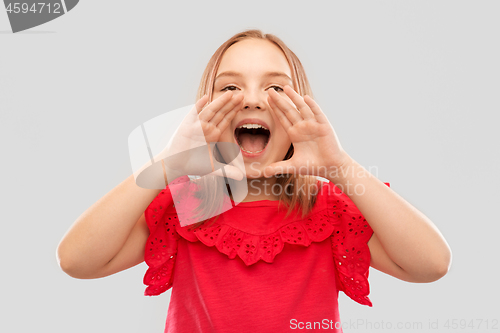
[143,177,189,296]
[326,180,391,307]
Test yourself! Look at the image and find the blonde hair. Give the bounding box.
[188,29,320,230]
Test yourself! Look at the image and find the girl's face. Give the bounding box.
[213,38,295,179]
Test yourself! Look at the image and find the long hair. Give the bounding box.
[187,29,320,230]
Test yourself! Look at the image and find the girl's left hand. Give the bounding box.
[264,85,349,178]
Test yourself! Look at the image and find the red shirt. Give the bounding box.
[143,176,390,332]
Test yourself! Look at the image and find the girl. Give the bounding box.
[57,29,452,332]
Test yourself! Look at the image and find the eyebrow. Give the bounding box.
[214,71,293,84]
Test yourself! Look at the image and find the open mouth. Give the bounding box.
[234,123,271,154]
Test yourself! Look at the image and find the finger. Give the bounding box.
[263,160,294,178]
[195,94,209,114]
[268,96,292,131]
[303,95,330,124]
[198,90,233,122]
[209,94,244,126]
[210,162,245,181]
[283,85,315,120]
[268,88,303,125]
[217,101,243,133]
[208,93,244,125]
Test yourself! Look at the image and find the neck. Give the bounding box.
[241,176,279,202]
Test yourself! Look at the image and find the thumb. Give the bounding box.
[263,161,294,178]
[211,163,245,181]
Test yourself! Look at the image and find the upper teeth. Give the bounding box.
[238,123,268,130]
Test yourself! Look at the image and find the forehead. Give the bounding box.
[216,39,292,76]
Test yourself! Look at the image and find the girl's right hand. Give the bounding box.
[158,91,245,181]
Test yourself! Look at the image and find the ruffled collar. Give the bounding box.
[144,176,375,306]
[172,183,332,265]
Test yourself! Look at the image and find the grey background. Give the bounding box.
[1,1,498,332]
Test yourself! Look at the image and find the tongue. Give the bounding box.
[238,133,267,152]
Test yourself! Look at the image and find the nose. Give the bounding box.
[242,88,267,111]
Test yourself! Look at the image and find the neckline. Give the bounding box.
[230,198,281,207]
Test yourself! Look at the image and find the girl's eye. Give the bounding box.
[269,85,284,92]
[221,85,284,92]
[221,86,238,91]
